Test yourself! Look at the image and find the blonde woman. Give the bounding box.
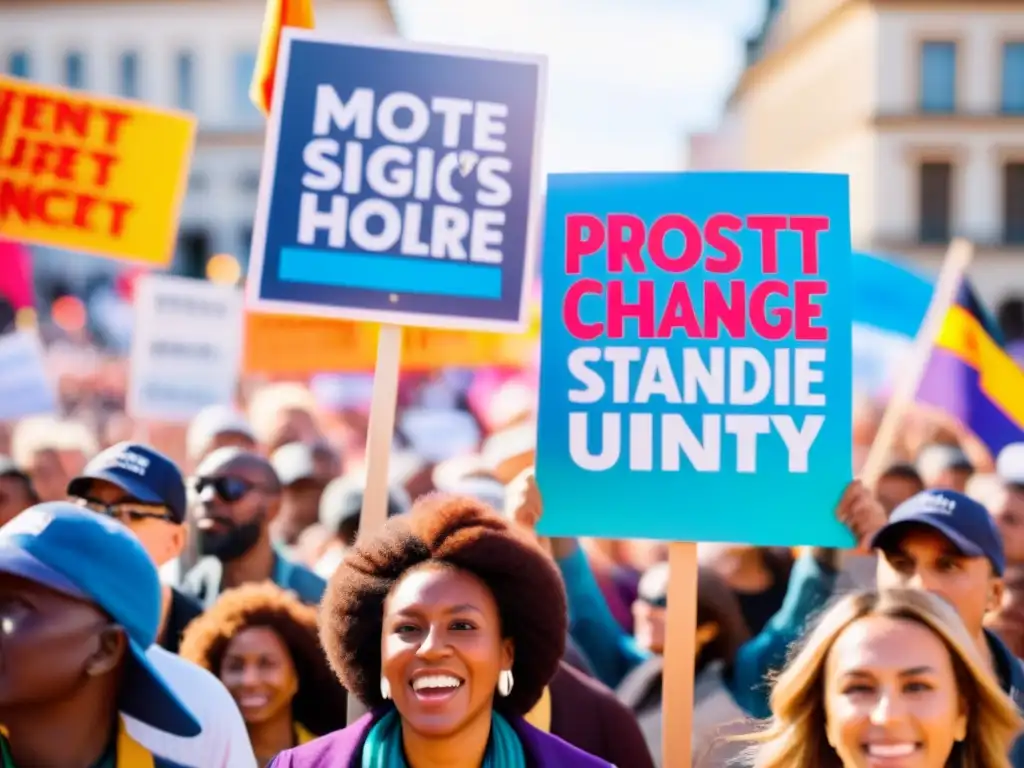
[746,589,1022,768]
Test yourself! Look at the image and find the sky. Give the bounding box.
[393,0,766,172]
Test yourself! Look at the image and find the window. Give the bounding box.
[998,297,1024,343]
[177,229,211,279]
[188,172,209,193]
[175,51,195,111]
[6,50,30,78]
[119,51,139,99]
[1003,43,1024,114]
[238,169,261,193]
[239,225,253,262]
[918,162,953,243]
[64,51,86,89]
[1004,163,1024,244]
[233,51,260,123]
[919,41,957,113]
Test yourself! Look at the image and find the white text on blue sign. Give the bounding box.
[298,86,513,265]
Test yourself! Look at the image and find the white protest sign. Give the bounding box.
[0,330,57,421]
[128,275,244,422]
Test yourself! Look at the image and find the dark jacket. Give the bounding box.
[989,629,1024,767]
[158,587,203,654]
[549,661,655,768]
[267,709,613,767]
[616,656,750,767]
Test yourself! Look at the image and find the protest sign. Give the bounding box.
[0,77,195,265]
[242,303,540,374]
[128,275,244,422]
[0,330,56,420]
[246,30,546,332]
[535,172,854,547]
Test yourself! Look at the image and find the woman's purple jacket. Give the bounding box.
[267,709,615,767]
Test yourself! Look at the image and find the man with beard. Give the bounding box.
[180,447,325,608]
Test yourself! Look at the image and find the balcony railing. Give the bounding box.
[875,107,1024,121]
[872,231,1024,251]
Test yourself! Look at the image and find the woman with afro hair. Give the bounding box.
[179,582,348,766]
[268,494,613,767]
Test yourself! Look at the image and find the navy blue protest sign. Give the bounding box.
[247,31,547,332]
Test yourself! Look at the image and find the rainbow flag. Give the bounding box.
[249,0,315,115]
[917,281,1024,454]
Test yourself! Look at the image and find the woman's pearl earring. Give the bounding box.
[380,677,392,700]
[498,669,514,697]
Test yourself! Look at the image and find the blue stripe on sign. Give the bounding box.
[278,247,503,300]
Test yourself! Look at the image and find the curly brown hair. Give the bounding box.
[319,493,567,717]
[179,582,347,736]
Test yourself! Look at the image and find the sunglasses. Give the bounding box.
[639,595,667,609]
[194,476,268,503]
[77,498,175,524]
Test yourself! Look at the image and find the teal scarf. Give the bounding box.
[360,708,527,768]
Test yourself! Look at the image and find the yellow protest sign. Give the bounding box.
[244,310,540,375]
[0,76,195,265]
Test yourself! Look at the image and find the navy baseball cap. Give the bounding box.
[67,442,187,524]
[0,503,200,736]
[870,489,1006,575]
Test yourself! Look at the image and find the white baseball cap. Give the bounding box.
[997,443,1024,486]
[399,408,481,464]
[186,405,254,460]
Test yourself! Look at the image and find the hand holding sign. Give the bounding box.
[504,467,542,531]
[835,480,887,552]
[504,468,579,561]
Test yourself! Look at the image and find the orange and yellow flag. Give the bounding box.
[249,0,315,115]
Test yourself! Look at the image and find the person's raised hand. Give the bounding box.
[504,466,542,534]
[836,479,888,552]
[503,468,577,559]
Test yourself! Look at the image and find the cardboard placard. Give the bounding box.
[246,31,547,332]
[0,77,195,265]
[128,275,244,421]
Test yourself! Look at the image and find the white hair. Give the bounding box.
[11,416,98,466]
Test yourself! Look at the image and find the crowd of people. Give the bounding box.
[3,374,1024,767]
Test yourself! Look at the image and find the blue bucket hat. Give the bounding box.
[0,503,201,736]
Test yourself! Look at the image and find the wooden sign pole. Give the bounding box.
[358,323,404,537]
[860,238,974,486]
[662,541,699,768]
[346,322,404,725]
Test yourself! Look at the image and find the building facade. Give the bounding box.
[1,0,397,293]
[718,0,1024,329]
